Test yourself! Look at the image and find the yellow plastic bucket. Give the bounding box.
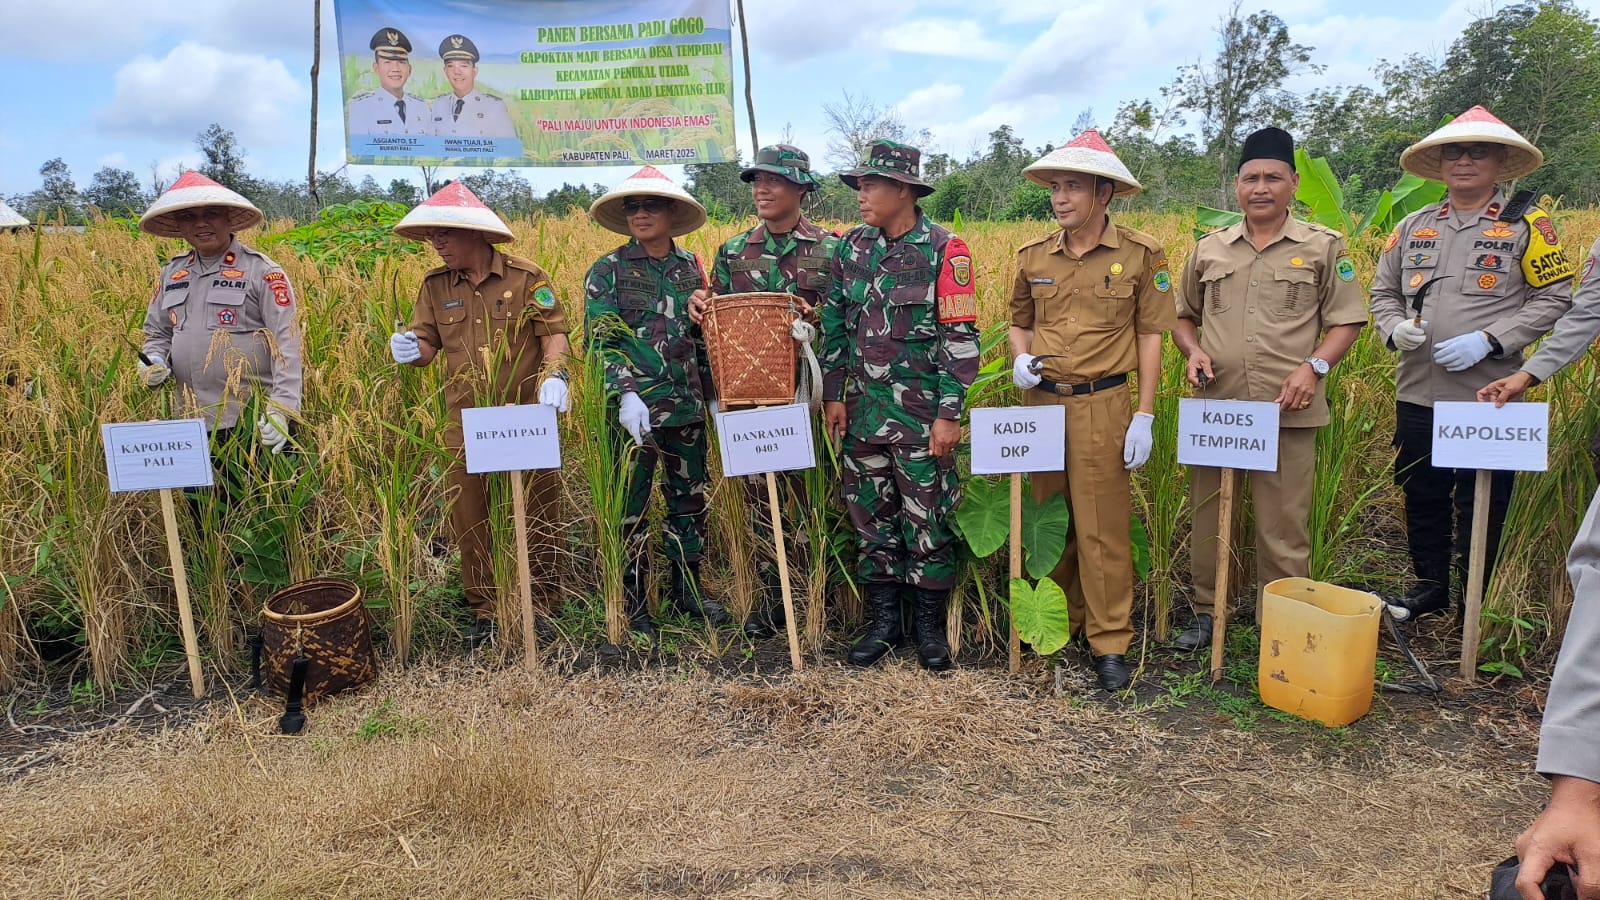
[1257,577,1383,727]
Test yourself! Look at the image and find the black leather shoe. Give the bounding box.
[1388,582,1450,623]
[1093,654,1130,691]
[848,583,903,667]
[1172,614,1214,652]
[465,617,497,651]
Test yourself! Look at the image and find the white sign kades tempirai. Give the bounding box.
[102,419,213,492]
[1431,401,1549,471]
[1177,399,1280,472]
[969,406,1066,475]
[716,403,815,477]
[462,404,561,474]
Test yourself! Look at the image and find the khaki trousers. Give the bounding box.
[445,461,563,620]
[1026,383,1135,656]
[1188,426,1316,616]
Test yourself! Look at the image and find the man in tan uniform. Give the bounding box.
[139,171,303,450]
[1370,106,1574,622]
[388,182,571,647]
[1173,127,1366,651]
[1008,130,1175,691]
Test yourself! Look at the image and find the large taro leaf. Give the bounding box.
[955,475,1008,559]
[1011,576,1072,655]
[1022,491,1070,580]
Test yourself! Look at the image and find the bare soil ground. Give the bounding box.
[0,620,1549,899]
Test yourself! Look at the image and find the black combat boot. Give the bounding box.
[625,561,654,639]
[847,582,903,667]
[671,561,733,626]
[743,565,787,639]
[911,587,954,672]
[1172,613,1214,652]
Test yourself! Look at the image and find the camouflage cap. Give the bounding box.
[839,140,933,197]
[740,144,821,192]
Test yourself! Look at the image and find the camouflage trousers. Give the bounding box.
[617,421,708,565]
[840,437,960,590]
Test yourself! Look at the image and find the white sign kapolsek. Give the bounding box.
[102,419,214,492]
[969,406,1066,475]
[717,402,816,477]
[461,404,561,474]
[1177,399,1280,472]
[1431,401,1549,471]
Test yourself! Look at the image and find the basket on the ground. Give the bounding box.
[703,292,800,406]
[259,578,377,703]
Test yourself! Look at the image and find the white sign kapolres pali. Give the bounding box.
[102,419,214,492]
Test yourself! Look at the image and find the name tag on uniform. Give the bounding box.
[443,300,464,309]
[1029,278,1054,285]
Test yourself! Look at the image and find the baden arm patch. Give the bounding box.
[936,237,977,323]
[1522,208,1575,287]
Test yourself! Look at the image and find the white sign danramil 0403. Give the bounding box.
[462,404,560,474]
[1177,399,1281,472]
[717,403,816,477]
[969,406,1066,475]
[102,419,214,492]
[1431,401,1549,472]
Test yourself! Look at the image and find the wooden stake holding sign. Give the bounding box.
[461,403,562,671]
[1009,474,1023,674]
[1428,401,1550,681]
[102,419,215,697]
[1209,468,1236,683]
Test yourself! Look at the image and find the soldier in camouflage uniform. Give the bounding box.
[688,144,840,639]
[586,166,731,637]
[820,140,981,671]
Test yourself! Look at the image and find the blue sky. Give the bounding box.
[3,0,1596,198]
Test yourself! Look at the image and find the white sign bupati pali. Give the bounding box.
[716,403,816,478]
[1177,399,1281,472]
[1431,401,1549,472]
[102,419,214,493]
[462,404,561,474]
[969,406,1067,475]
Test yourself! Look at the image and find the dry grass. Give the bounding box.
[0,659,1543,898]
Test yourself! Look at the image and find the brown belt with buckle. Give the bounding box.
[1033,373,1128,396]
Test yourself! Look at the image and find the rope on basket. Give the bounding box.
[791,318,822,408]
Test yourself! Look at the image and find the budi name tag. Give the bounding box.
[102,419,214,492]
[1177,399,1280,472]
[969,406,1066,475]
[462,404,560,474]
[1431,401,1548,472]
[717,403,815,478]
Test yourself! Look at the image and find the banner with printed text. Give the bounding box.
[334,0,736,167]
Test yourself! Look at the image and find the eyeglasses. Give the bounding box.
[1441,143,1496,161]
[621,198,673,214]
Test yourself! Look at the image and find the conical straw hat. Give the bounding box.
[1400,106,1543,181]
[589,165,706,237]
[393,181,515,243]
[139,171,263,238]
[1023,129,1143,198]
[0,198,27,229]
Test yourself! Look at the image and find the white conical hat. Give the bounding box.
[589,165,706,237]
[139,171,263,238]
[1023,129,1142,198]
[393,181,515,243]
[1400,106,1543,181]
[0,198,27,229]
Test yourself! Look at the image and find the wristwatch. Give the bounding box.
[1304,356,1331,378]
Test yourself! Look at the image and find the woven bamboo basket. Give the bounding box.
[702,292,799,406]
[261,578,377,703]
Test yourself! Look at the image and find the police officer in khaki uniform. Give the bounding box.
[430,34,517,138]
[388,182,572,647]
[1173,128,1367,651]
[348,28,430,136]
[1371,106,1574,622]
[139,171,303,448]
[1008,130,1175,691]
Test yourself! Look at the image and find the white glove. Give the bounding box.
[1391,319,1428,352]
[1123,412,1155,471]
[707,399,720,419]
[390,330,421,364]
[139,354,170,388]
[1012,353,1042,389]
[258,413,289,455]
[618,391,651,446]
[538,376,569,412]
[1433,331,1494,372]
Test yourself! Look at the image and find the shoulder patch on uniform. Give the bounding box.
[1382,227,1400,254]
[264,271,286,283]
[532,283,557,308]
[270,280,293,307]
[1153,266,1172,293]
[1582,255,1595,285]
[1336,252,1356,282]
[936,237,977,323]
[1522,206,1575,287]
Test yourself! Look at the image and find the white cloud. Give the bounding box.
[96,42,306,148]
[896,83,965,124]
[926,100,1056,161]
[96,152,128,169]
[881,20,1011,60]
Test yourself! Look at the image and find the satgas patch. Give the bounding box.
[1522,208,1575,287]
[1335,255,1355,282]
[1153,268,1173,292]
[935,238,977,323]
